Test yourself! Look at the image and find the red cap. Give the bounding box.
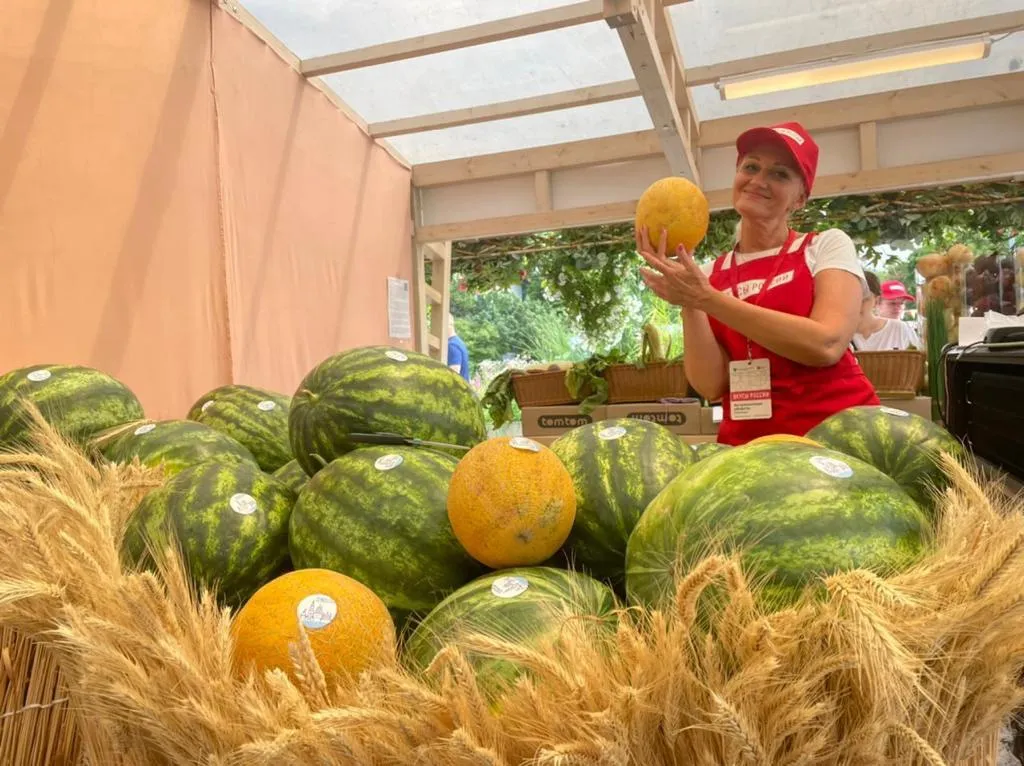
[880,280,916,302]
[736,121,819,194]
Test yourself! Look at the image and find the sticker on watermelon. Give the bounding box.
[26,369,52,382]
[229,493,258,516]
[257,400,277,412]
[201,400,215,412]
[879,406,910,418]
[374,454,404,471]
[809,455,853,479]
[297,594,337,630]
[134,423,157,436]
[385,350,408,362]
[490,576,529,599]
[598,426,627,441]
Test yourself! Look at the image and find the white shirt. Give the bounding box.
[702,229,868,297]
[852,319,921,351]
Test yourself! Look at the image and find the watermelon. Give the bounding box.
[626,442,929,612]
[289,445,486,620]
[271,459,308,496]
[186,384,291,472]
[806,405,966,511]
[122,458,294,606]
[550,418,696,586]
[403,567,616,696]
[99,419,257,478]
[694,442,731,460]
[0,364,144,450]
[288,346,487,476]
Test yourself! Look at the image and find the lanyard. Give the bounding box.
[727,229,799,359]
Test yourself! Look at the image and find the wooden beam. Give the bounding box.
[412,130,662,187]
[605,0,698,182]
[686,11,1024,86]
[699,73,1024,147]
[534,170,553,211]
[859,122,879,171]
[300,1,606,77]
[415,151,1024,242]
[368,80,639,138]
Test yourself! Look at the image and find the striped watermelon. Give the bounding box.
[695,442,731,460]
[806,405,966,511]
[186,384,291,472]
[99,419,257,478]
[0,364,144,451]
[122,458,294,606]
[288,346,487,476]
[403,567,617,697]
[289,446,486,620]
[626,442,928,612]
[271,459,308,496]
[550,419,696,586]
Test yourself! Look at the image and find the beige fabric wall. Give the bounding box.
[0,0,413,418]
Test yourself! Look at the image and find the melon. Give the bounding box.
[634,177,710,255]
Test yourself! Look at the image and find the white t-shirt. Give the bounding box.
[702,229,868,297]
[852,319,921,351]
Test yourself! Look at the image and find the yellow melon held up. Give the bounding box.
[635,176,710,255]
[447,436,576,569]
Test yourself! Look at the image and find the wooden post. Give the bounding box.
[414,241,452,363]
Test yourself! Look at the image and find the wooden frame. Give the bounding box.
[414,242,452,362]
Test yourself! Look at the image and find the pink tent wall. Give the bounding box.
[0,0,414,418]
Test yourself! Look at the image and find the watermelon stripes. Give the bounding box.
[288,445,486,619]
[271,459,309,496]
[99,419,258,478]
[288,346,487,476]
[625,442,929,611]
[550,418,696,586]
[187,384,292,472]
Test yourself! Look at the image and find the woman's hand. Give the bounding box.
[636,226,715,310]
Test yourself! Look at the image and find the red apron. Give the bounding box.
[707,231,879,445]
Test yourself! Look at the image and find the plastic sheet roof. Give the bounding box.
[239,0,1024,164]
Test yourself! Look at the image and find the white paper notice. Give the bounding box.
[387,277,412,340]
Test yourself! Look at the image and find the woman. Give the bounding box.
[637,121,879,445]
[852,272,921,351]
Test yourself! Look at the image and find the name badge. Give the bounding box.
[728,358,772,421]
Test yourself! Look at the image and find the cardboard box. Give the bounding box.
[682,434,718,446]
[520,405,607,437]
[700,405,723,435]
[878,396,933,420]
[605,402,701,435]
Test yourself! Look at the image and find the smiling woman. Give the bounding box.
[637,121,879,446]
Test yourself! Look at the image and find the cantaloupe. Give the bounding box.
[447,437,576,569]
[230,568,395,683]
[634,176,710,255]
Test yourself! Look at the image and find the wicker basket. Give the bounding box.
[0,626,81,766]
[511,369,589,408]
[855,350,926,397]
[606,361,688,404]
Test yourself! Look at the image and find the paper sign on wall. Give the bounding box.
[387,277,412,340]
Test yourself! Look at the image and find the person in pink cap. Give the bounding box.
[636,121,879,445]
[852,272,921,351]
[878,279,916,320]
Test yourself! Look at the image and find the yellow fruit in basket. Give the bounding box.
[231,568,395,683]
[447,437,576,568]
[748,434,822,447]
[635,177,710,254]
[914,253,950,279]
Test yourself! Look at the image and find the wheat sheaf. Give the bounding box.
[0,405,1022,765]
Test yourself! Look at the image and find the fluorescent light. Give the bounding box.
[717,36,991,100]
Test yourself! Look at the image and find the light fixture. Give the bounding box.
[716,35,992,100]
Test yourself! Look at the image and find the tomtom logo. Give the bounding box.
[773,127,805,145]
[627,412,686,426]
[538,415,592,429]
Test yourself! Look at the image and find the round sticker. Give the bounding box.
[385,350,408,362]
[374,454,404,471]
[490,576,529,599]
[879,406,909,418]
[134,423,157,436]
[297,594,338,630]
[509,437,541,453]
[26,369,52,382]
[257,400,277,412]
[810,455,853,479]
[229,493,258,516]
[201,400,215,412]
[598,426,627,441]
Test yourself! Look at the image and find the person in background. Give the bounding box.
[852,272,921,351]
[636,120,878,445]
[446,315,471,382]
[877,279,916,321]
